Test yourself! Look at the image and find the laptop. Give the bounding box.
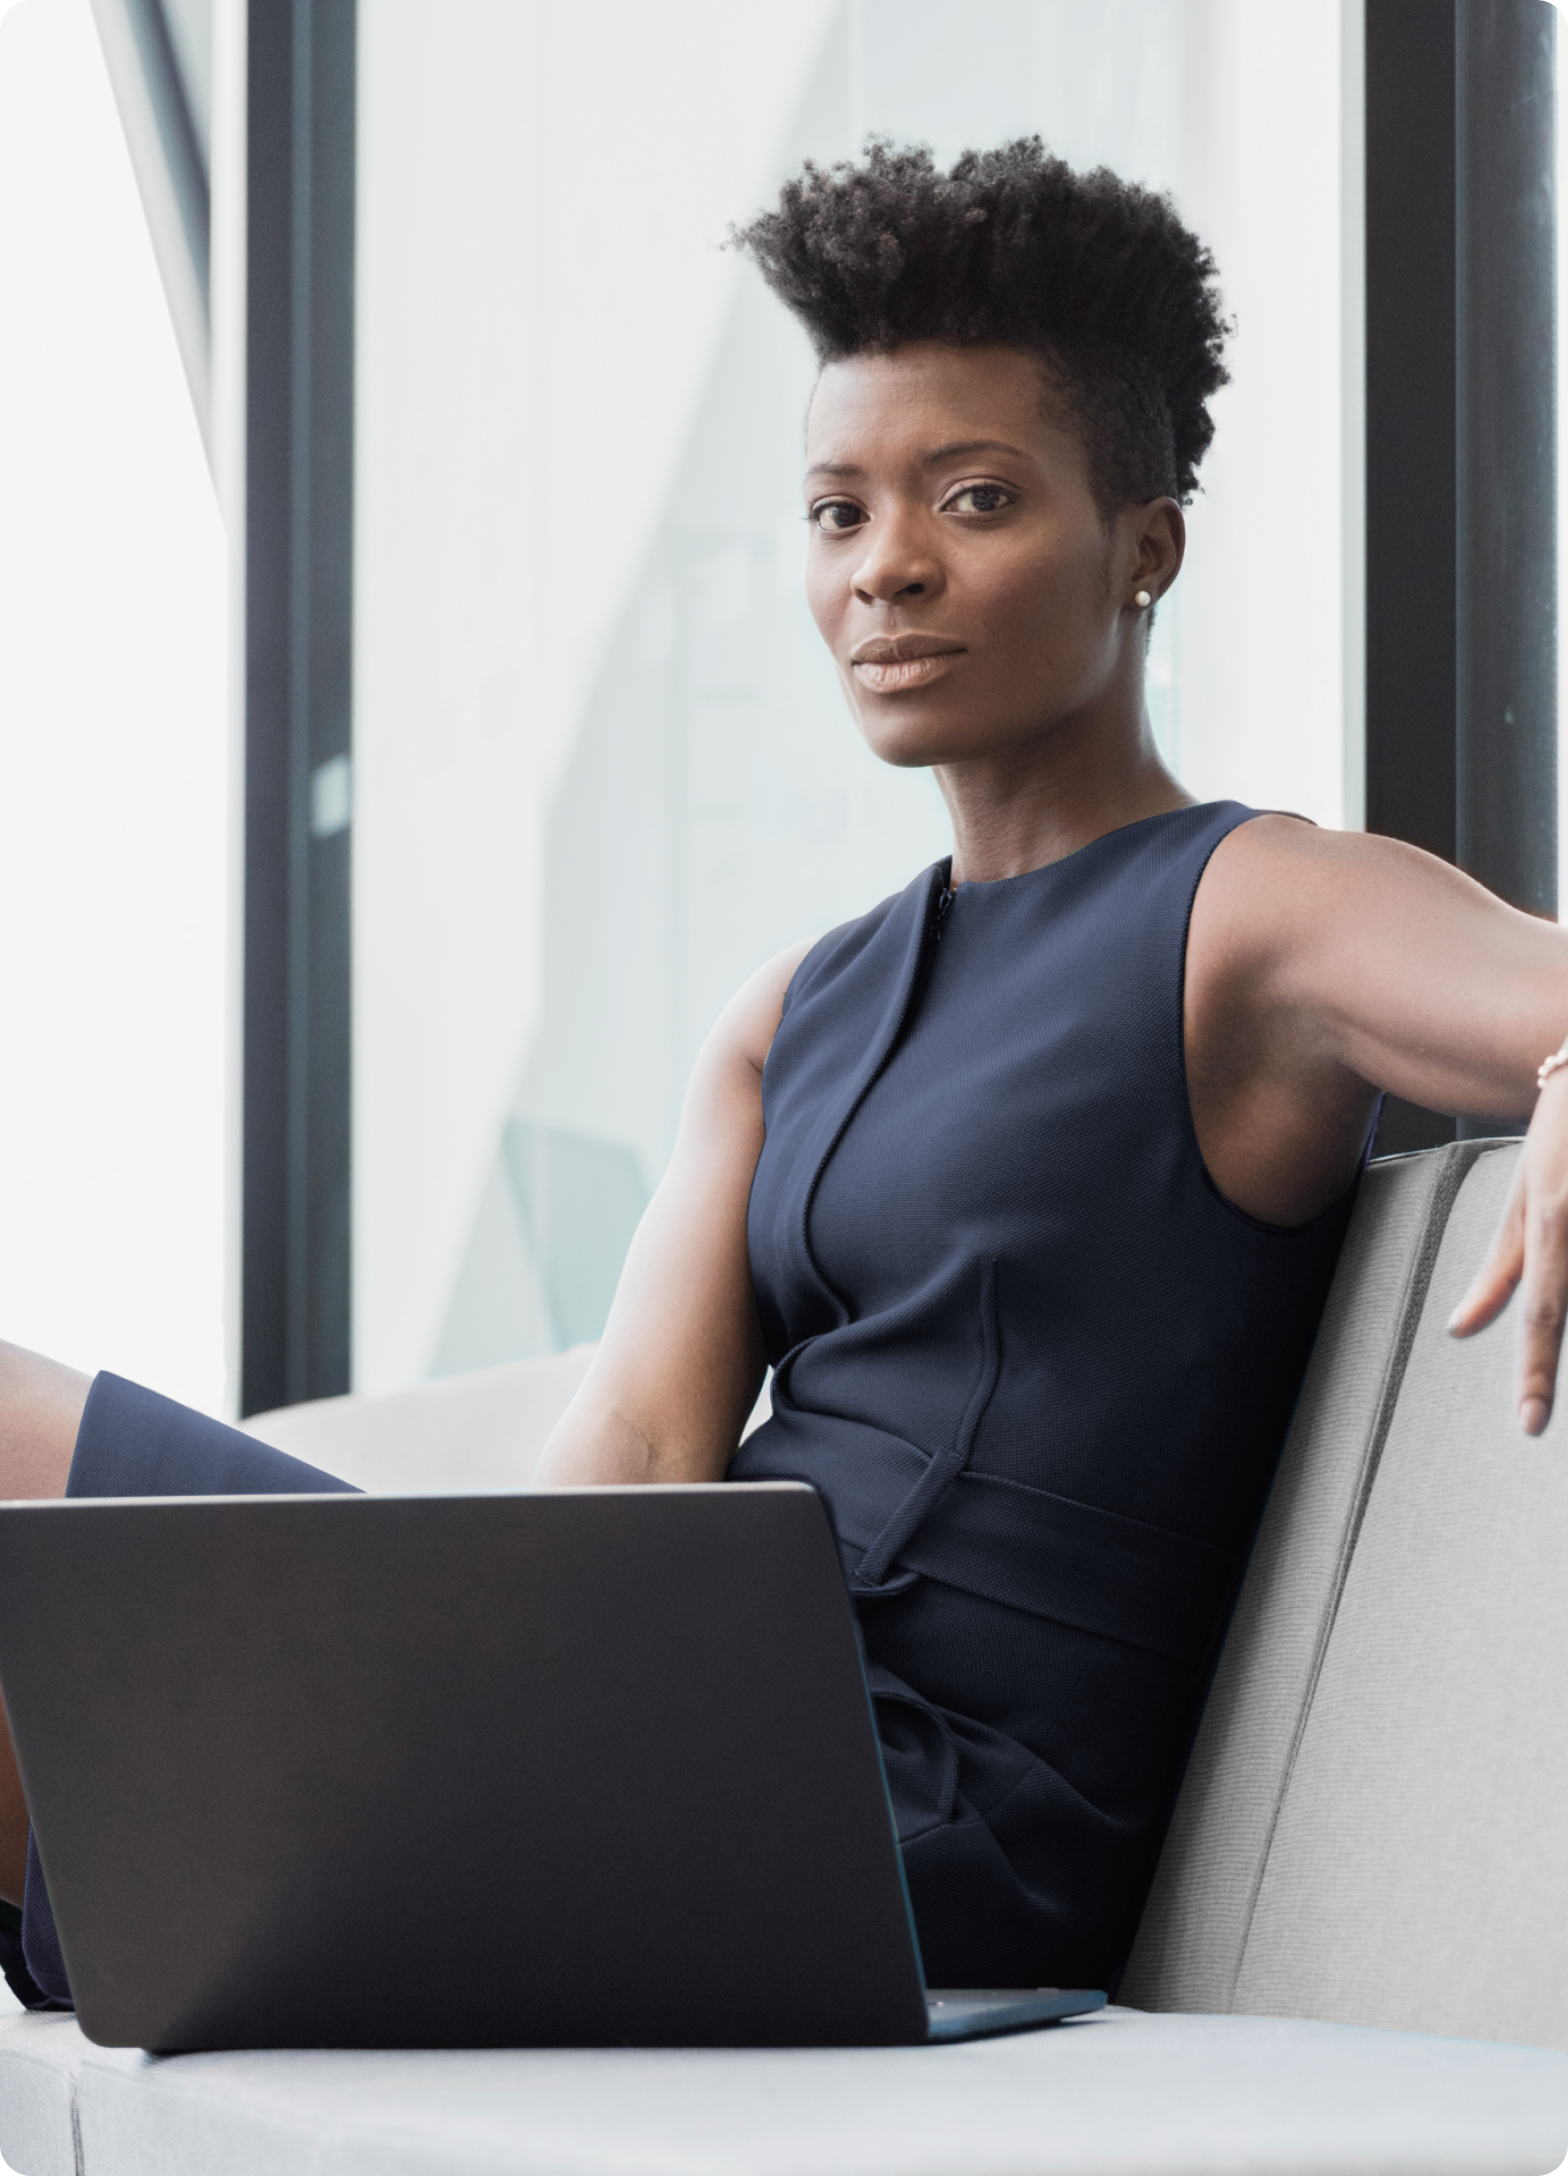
[0,1482,1105,2051]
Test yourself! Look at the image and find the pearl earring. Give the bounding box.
[1134,590,1152,609]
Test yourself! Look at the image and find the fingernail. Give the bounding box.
[1521,1398,1550,1437]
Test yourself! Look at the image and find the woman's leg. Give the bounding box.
[0,1343,90,1904]
[0,1343,90,1502]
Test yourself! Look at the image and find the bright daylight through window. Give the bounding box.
[0,0,226,1412]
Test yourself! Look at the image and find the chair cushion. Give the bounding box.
[68,2009,1567,2176]
[0,2006,89,2176]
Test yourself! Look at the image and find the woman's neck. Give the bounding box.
[937,711,1191,886]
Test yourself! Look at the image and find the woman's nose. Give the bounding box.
[850,521,942,605]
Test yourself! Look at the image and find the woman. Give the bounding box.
[0,140,1565,2007]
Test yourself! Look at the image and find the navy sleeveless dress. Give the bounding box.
[732,801,1360,1990]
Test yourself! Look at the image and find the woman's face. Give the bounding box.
[802,342,1182,772]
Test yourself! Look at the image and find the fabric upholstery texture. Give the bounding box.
[1233,1143,1568,2046]
[1120,1143,1487,2012]
[0,2007,84,2176]
[63,2009,1568,2176]
[1126,1142,1568,2051]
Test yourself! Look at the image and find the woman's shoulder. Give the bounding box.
[1186,808,1533,1057]
[711,866,942,1086]
[780,865,941,1015]
[1200,810,1479,934]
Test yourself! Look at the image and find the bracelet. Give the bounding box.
[1539,1045,1568,1092]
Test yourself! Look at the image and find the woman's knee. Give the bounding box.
[0,1343,89,1503]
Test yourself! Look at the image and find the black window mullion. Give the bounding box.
[241,0,355,1416]
[1365,0,1555,1156]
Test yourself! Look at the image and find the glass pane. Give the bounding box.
[0,0,227,1408]
[354,0,1347,1390]
[160,0,211,165]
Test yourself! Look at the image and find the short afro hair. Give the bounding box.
[730,138,1230,512]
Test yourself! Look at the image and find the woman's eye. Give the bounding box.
[811,501,866,533]
[944,484,1015,515]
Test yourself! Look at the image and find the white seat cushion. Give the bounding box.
[64,2010,1567,2176]
[0,2008,88,2176]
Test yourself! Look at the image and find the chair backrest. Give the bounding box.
[1121,1139,1568,2050]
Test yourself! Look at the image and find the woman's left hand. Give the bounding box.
[1449,1068,1568,1435]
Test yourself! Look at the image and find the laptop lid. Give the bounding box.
[0,1483,934,2050]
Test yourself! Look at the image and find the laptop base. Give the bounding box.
[924,1989,1106,2043]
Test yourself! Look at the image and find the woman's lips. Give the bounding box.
[851,649,964,694]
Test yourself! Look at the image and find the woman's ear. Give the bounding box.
[1125,497,1186,607]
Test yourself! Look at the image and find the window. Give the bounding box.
[0,0,226,1409]
[352,0,1351,1391]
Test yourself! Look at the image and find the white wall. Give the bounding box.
[0,0,228,1410]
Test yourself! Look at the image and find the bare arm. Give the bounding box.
[532,941,810,1487]
[1189,818,1568,1434]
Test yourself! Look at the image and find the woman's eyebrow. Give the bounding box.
[805,440,1032,482]
[923,439,1032,464]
